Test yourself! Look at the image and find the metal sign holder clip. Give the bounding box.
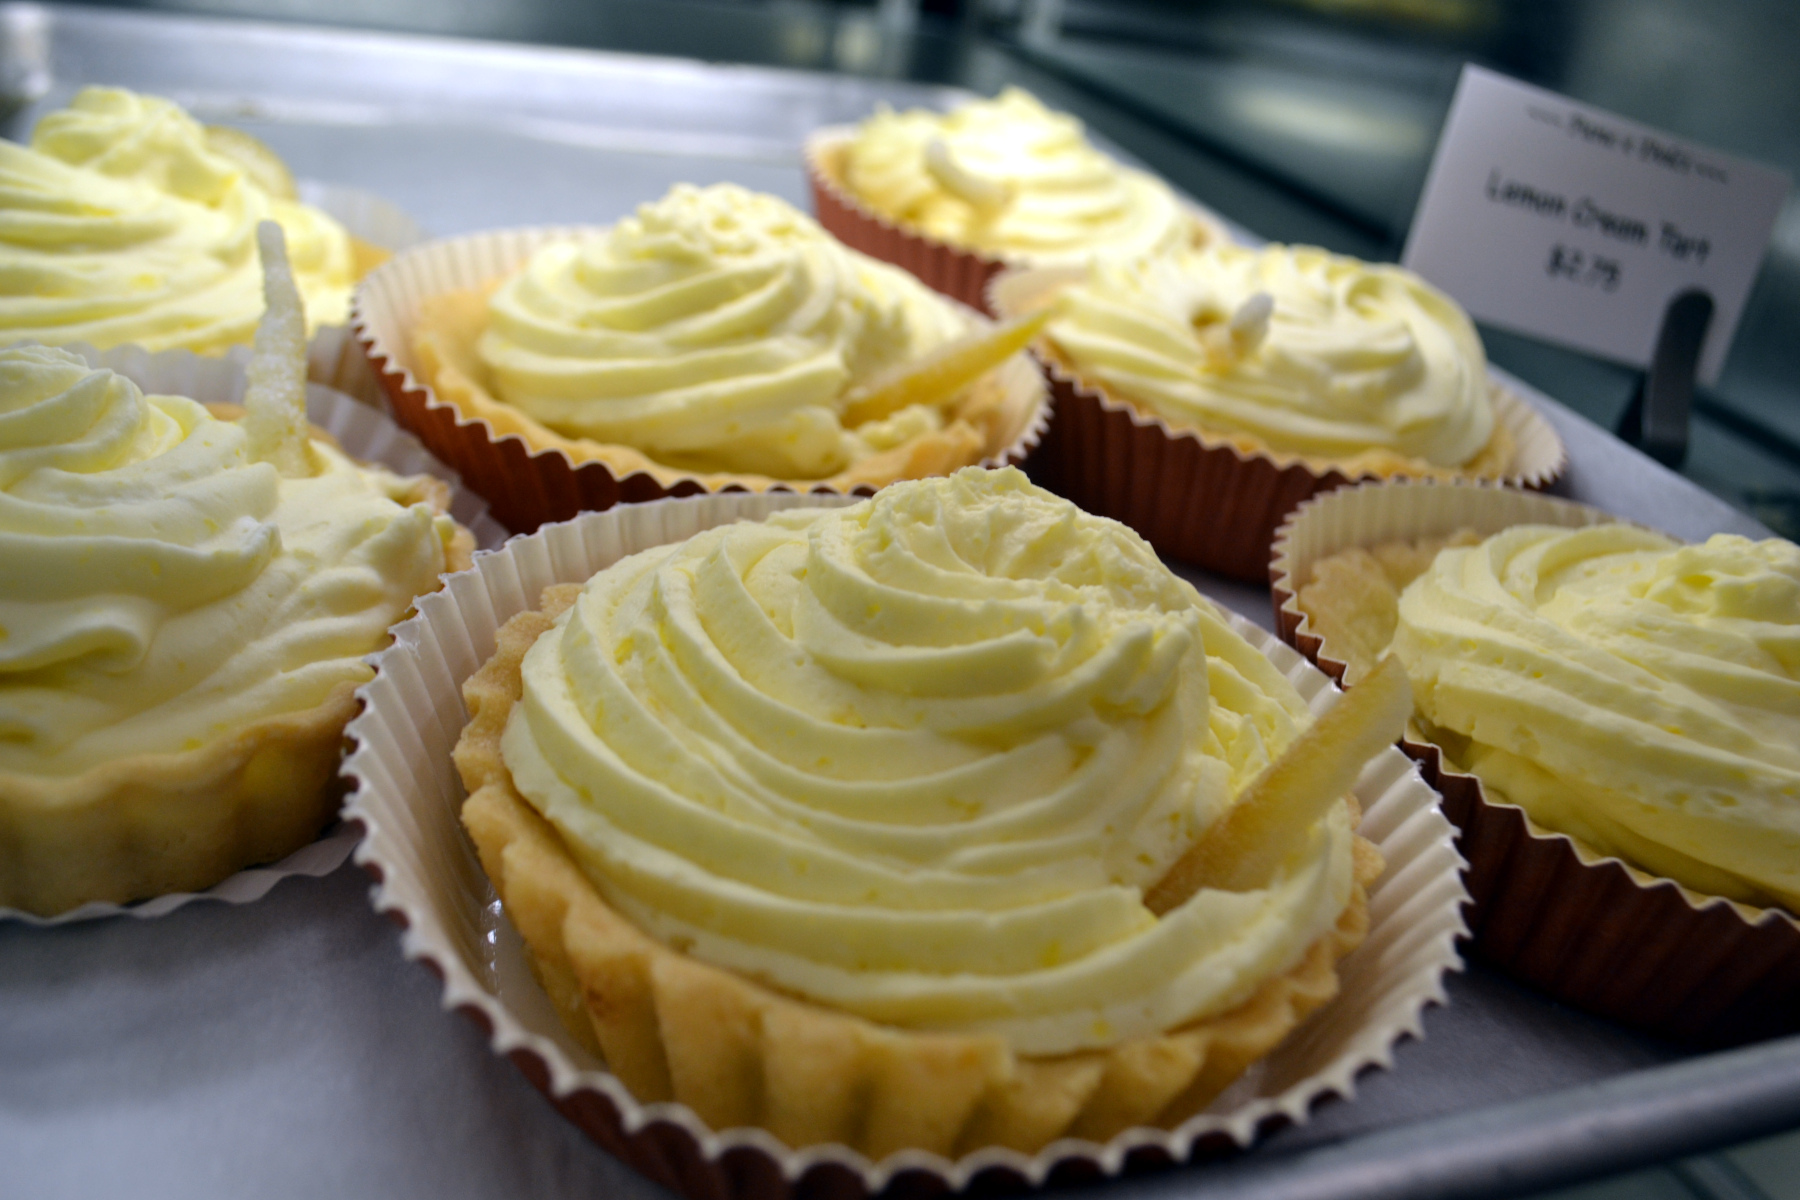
[1616,288,1714,470]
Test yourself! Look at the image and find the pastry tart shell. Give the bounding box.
[353,226,1049,534]
[341,490,1468,1198]
[454,583,1380,1160]
[0,685,359,916]
[987,268,1568,582]
[804,128,1231,315]
[0,343,484,919]
[1270,479,1800,1044]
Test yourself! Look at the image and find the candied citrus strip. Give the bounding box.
[1144,655,1411,913]
[242,221,313,478]
[841,308,1049,428]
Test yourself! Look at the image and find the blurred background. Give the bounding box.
[27,2,1800,1197]
[53,0,1800,540]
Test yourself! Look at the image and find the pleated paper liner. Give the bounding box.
[352,226,1050,535]
[340,489,1468,1200]
[805,127,1232,315]
[987,268,1569,583]
[1269,479,1800,1044]
[299,181,428,406]
[0,342,504,927]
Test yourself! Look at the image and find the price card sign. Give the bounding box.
[1403,65,1789,384]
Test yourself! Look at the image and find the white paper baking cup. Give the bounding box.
[301,180,429,408]
[354,225,1049,535]
[0,342,504,928]
[342,490,1468,1199]
[988,267,1569,582]
[1270,480,1800,1044]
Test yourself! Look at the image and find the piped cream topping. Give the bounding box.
[501,467,1353,1053]
[0,87,357,354]
[1393,524,1800,909]
[476,183,978,480]
[0,342,452,774]
[1046,242,1496,469]
[842,88,1193,265]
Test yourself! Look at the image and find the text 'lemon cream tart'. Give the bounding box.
[408,183,1040,491]
[1038,241,1512,477]
[0,87,363,355]
[0,337,469,915]
[1303,523,1800,912]
[456,467,1381,1156]
[836,89,1202,268]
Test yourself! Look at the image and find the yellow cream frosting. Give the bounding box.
[0,343,454,775]
[1391,524,1800,909]
[0,87,357,355]
[841,88,1193,266]
[1046,242,1496,469]
[500,466,1354,1055]
[476,182,979,480]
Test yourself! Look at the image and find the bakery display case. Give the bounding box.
[3,3,1796,1198]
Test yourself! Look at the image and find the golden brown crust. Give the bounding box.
[455,589,1381,1157]
[409,284,1041,494]
[0,683,359,914]
[1295,532,1480,684]
[0,435,473,916]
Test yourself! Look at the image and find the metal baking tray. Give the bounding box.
[1,5,1795,1198]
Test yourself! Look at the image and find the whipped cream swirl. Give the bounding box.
[0,87,357,354]
[477,183,976,480]
[842,88,1194,265]
[0,344,451,774]
[502,467,1353,1053]
[1394,524,1800,908]
[1047,242,1496,469]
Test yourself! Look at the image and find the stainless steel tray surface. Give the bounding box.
[0,6,1793,1200]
